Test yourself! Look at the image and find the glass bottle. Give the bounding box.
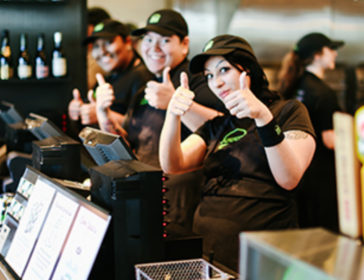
[35,33,49,79]
[52,31,67,77]
[0,29,13,80]
[17,33,32,79]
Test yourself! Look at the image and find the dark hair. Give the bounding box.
[225,50,280,104]
[278,49,320,99]
[88,7,111,26]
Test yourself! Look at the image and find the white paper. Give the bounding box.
[51,206,110,280]
[5,180,55,277]
[22,193,79,280]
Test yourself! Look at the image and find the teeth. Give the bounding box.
[149,54,163,60]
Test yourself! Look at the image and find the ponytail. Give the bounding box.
[278,51,304,99]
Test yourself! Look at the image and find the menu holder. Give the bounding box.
[333,111,362,239]
[0,166,110,280]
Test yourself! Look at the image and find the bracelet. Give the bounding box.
[256,118,285,147]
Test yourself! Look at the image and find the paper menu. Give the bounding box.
[22,192,79,280]
[51,206,110,280]
[5,179,56,277]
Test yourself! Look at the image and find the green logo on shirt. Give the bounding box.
[140,97,148,105]
[218,128,247,149]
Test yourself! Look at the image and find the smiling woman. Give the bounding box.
[159,34,317,271]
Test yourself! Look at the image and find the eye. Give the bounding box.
[220,66,230,74]
[204,73,213,80]
[161,37,170,44]
[142,36,153,44]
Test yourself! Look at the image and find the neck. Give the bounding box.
[305,64,324,79]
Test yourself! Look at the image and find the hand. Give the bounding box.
[79,89,98,125]
[95,73,115,112]
[223,72,270,122]
[168,72,195,116]
[145,67,175,110]
[68,88,83,121]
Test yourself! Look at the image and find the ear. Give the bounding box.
[181,36,189,56]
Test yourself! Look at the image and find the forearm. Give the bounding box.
[159,112,184,174]
[265,131,315,190]
[97,108,125,136]
[181,101,221,132]
[322,129,335,150]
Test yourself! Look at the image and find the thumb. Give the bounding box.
[239,71,248,90]
[96,73,106,86]
[162,67,171,84]
[72,88,82,100]
[180,72,189,90]
[87,89,95,103]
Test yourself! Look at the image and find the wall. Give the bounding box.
[87,0,168,27]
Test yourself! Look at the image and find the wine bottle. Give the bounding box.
[52,31,67,77]
[35,33,49,79]
[0,29,13,80]
[17,33,32,79]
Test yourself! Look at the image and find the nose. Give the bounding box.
[92,46,107,59]
[150,40,161,52]
[213,76,224,88]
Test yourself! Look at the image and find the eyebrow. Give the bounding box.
[204,58,226,72]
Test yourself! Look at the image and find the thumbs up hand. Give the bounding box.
[223,71,268,120]
[68,88,84,121]
[80,89,98,125]
[145,67,175,110]
[167,72,195,116]
[95,73,115,112]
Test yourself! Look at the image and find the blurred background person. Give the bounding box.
[68,19,151,136]
[278,32,344,232]
[87,7,111,90]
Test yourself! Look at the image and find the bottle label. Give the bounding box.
[52,57,67,77]
[36,65,49,79]
[18,65,32,79]
[1,65,10,80]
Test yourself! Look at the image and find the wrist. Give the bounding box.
[256,118,285,147]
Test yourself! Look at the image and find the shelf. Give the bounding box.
[0,0,65,3]
[0,77,71,84]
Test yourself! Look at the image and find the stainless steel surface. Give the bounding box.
[240,228,364,280]
[175,0,364,65]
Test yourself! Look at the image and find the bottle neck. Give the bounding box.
[20,36,27,52]
[37,39,44,52]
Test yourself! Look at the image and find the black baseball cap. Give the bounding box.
[294,32,344,59]
[131,9,188,37]
[87,7,111,26]
[84,19,130,44]
[190,34,257,74]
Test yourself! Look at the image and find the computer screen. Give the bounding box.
[0,166,110,280]
[0,101,24,125]
[79,126,136,166]
[25,113,65,140]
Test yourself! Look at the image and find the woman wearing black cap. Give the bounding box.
[159,34,316,271]
[278,32,344,233]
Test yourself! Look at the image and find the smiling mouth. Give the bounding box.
[219,90,229,99]
[148,53,164,60]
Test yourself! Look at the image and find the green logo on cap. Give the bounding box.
[203,40,214,52]
[149,13,161,24]
[94,23,104,32]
